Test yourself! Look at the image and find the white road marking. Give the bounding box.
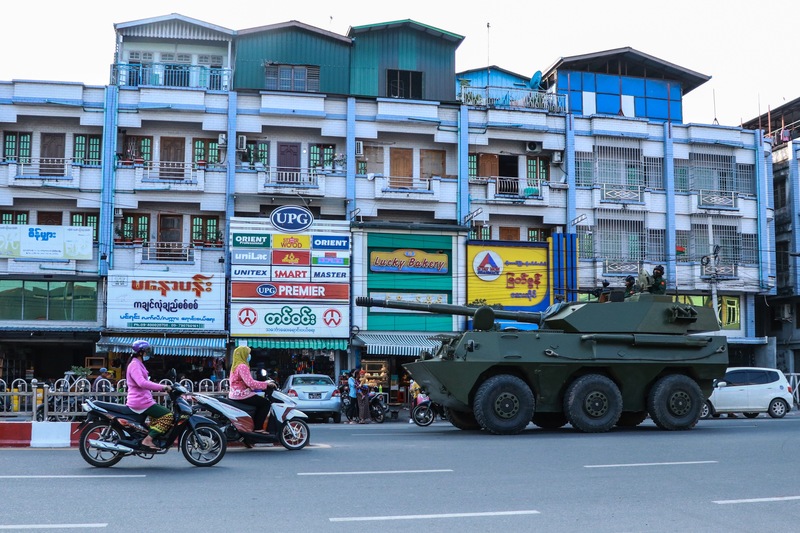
[299,469,452,476]
[330,510,540,522]
[0,475,145,479]
[0,524,107,530]
[585,460,718,468]
[714,496,800,504]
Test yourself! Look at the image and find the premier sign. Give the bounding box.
[232,282,349,301]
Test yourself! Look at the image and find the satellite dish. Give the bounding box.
[530,70,543,90]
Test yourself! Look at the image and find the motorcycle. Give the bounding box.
[76,382,226,468]
[411,396,447,427]
[368,390,387,423]
[192,386,310,450]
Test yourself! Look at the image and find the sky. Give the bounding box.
[1,0,795,128]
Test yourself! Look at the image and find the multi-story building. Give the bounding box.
[0,13,775,391]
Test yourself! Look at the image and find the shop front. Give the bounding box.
[352,332,441,404]
[100,269,228,381]
[233,337,348,385]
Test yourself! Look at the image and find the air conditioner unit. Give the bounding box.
[355,140,364,157]
[551,151,563,164]
[113,208,123,219]
[236,135,247,151]
[525,141,543,154]
[218,133,227,146]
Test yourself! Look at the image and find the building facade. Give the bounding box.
[0,14,776,388]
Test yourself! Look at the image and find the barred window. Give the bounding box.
[596,145,643,186]
[644,157,664,189]
[676,230,691,263]
[576,226,594,259]
[674,159,690,191]
[736,163,755,195]
[741,234,758,264]
[575,152,593,187]
[647,229,665,262]
[596,218,645,261]
[690,150,736,192]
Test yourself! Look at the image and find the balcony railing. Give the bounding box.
[701,263,738,278]
[698,189,737,209]
[257,166,320,187]
[385,175,431,190]
[459,86,567,113]
[496,176,542,197]
[117,160,202,181]
[601,183,644,203]
[111,63,231,91]
[141,241,195,262]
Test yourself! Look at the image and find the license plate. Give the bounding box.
[308,392,322,399]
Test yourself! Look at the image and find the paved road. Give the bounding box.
[2,414,800,532]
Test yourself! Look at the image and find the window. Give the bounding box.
[676,230,691,263]
[526,156,550,188]
[576,226,594,258]
[71,212,99,242]
[644,157,664,189]
[73,135,102,166]
[363,145,383,175]
[420,149,445,180]
[121,214,149,241]
[127,51,154,87]
[265,65,320,92]
[468,223,491,240]
[527,228,551,242]
[647,229,665,262]
[0,279,98,321]
[575,152,593,187]
[0,211,28,224]
[3,132,32,163]
[121,136,152,161]
[309,144,335,169]
[245,141,269,167]
[775,179,787,210]
[387,69,423,99]
[742,234,758,264]
[191,216,219,243]
[674,159,690,191]
[193,139,221,164]
[468,154,478,179]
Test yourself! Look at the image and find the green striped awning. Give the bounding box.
[96,336,226,358]
[243,338,348,350]
[353,333,440,357]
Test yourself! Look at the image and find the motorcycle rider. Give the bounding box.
[227,345,275,432]
[126,340,173,451]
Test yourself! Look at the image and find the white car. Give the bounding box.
[701,367,794,419]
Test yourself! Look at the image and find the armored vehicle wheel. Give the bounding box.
[444,408,480,430]
[532,412,568,429]
[647,374,703,430]
[473,375,535,435]
[563,374,622,433]
[615,411,648,428]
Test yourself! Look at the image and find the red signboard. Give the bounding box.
[272,250,311,266]
[231,282,350,301]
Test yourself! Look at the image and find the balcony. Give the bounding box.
[141,241,196,262]
[3,158,98,189]
[701,263,738,279]
[459,86,567,113]
[255,165,325,196]
[111,63,231,91]
[371,174,440,201]
[118,161,208,192]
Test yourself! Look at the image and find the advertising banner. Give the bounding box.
[369,249,448,274]
[231,282,349,301]
[107,271,225,330]
[232,233,271,248]
[271,265,311,282]
[231,249,271,265]
[310,266,350,282]
[230,302,349,337]
[0,225,93,260]
[467,243,550,310]
[231,266,271,279]
[311,251,349,266]
[273,234,310,250]
[272,250,311,267]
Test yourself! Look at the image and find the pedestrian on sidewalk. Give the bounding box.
[346,369,359,423]
[357,369,372,424]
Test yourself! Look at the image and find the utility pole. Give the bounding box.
[702,243,721,325]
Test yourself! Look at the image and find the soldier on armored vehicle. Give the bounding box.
[356,285,727,436]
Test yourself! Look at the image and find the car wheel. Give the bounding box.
[473,375,535,435]
[768,398,789,419]
[332,412,342,424]
[700,401,713,420]
[563,374,622,433]
[647,374,703,430]
[616,411,648,428]
[742,412,759,419]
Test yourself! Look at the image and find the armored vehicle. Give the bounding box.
[356,293,728,435]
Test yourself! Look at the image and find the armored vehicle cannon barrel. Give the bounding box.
[356,294,729,436]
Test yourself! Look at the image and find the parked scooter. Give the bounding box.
[368,390,388,424]
[411,395,447,427]
[192,386,310,450]
[77,382,226,468]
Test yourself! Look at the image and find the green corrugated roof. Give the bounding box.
[245,338,348,350]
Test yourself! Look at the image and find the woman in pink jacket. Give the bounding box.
[228,345,275,432]
[125,340,172,451]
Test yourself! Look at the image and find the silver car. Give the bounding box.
[282,374,342,423]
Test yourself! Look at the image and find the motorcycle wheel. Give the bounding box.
[180,424,227,467]
[412,403,435,426]
[79,421,124,468]
[371,404,385,424]
[279,419,310,450]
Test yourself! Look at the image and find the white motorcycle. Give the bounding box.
[191,386,310,450]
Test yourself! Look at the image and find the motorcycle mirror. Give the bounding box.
[167,368,178,382]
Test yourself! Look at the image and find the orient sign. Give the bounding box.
[270,205,314,233]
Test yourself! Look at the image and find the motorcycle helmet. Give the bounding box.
[131,339,152,356]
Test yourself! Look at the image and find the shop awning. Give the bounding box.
[96,336,227,358]
[242,338,348,350]
[353,333,441,357]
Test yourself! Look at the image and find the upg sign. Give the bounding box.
[270,205,313,233]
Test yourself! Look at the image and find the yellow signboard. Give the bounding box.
[273,234,311,250]
[467,244,549,307]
